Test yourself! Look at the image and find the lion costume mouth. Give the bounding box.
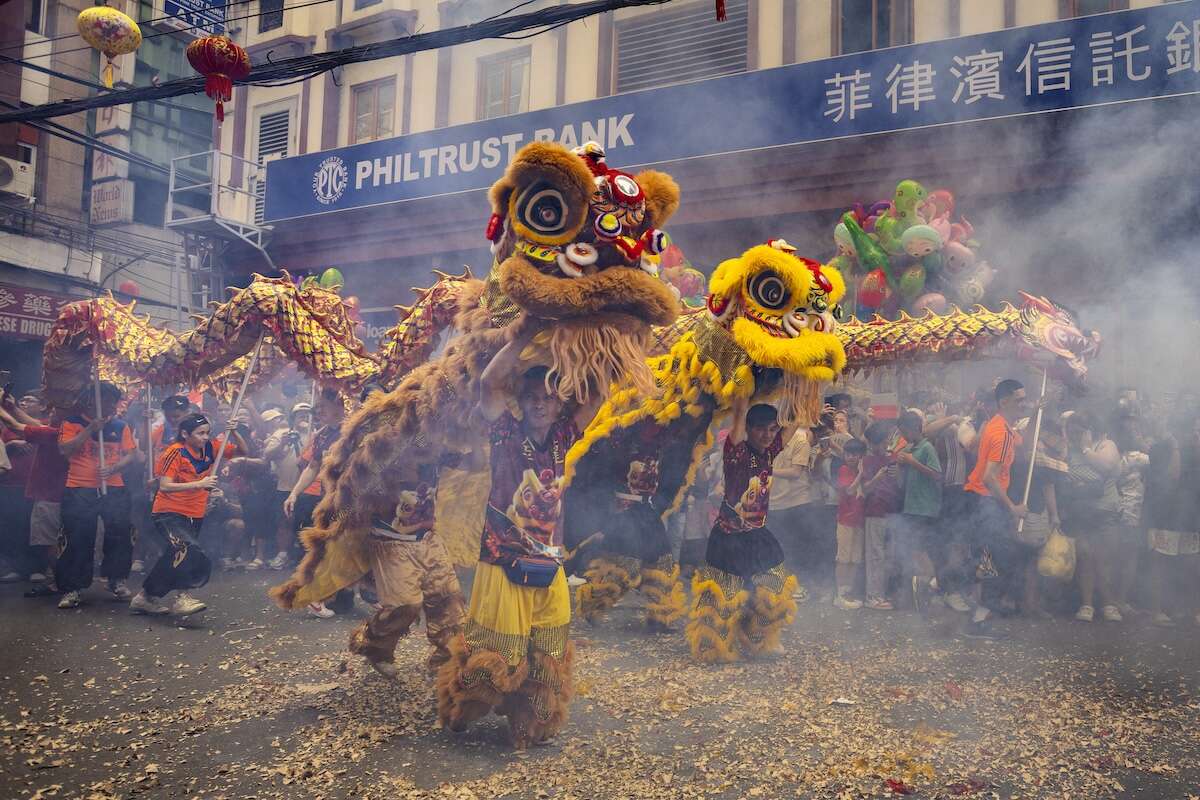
[710,243,848,384]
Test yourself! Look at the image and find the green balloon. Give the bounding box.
[319,267,345,290]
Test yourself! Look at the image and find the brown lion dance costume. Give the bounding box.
[563,241,847,662]
[271,141,681,748]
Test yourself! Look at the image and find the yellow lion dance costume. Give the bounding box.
[563,240,847,661]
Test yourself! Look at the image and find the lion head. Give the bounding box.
[1015,292,1101,386]
[486,141,680,327]
[705,240,848,383]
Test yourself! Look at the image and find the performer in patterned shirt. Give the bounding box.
[437,328,600,749]
[686,396,802,663]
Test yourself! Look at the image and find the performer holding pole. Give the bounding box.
[211,334,264,478]
[1017,368,1048,534]
[94,362,107,496]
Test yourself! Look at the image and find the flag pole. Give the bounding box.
[211,334,264,477]
[1017,367,1048,533]
[94,360,107,496]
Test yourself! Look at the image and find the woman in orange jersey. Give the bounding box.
[130,413,223,617]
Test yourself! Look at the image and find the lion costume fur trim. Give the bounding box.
[504,643,575,748]
[641,562,687,627]
[575,556,640,623]
[736,576,799,658]
[436,632,531,733]
[487,141,596,245]
[686,571,747,664]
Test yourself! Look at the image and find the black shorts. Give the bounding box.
[705,524,785,580]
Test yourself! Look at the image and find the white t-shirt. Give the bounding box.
[769,429,813,510]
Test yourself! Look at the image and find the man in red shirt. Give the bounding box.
[961,378,1029,639]
[0,393,67,594]
[55,383,143,610]
[0,393,38,583]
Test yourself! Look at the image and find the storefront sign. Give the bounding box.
[92,133,131,182]
[265,1,1200,222]
[161,0,225,36]
[90,180,135,226]
[0,282,73,340]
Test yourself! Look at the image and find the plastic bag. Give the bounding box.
[1017,510,1052,548]
[1037,528,1076,580]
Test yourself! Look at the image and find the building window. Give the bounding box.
[614,0,748,93]
[1060,0,1127,17]
[477,48,530,120]
[836,0,913,55]
[26,0,46,33]
[351,79,395,143]
[354,0,383,10]
[17,143,36,165]
[259,0,285,33]
[253,105,294,222]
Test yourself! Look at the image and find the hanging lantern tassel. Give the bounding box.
[715,0,726,20]
[102,56,115,89]
[186,36,251,125]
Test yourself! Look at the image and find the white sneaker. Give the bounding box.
[566,574,586,588]
[29,572,47,584]
[1075,605,1094,622]
[307,602,335,619]
[244,558,263,571]
[0,571,22,583]
[108,580,133,600]
[268,552,289,570]
[833,595,862,610]
[1102,605,1123,622]
[130,560,145,573]
[945,593,972,613]
[130,591,170,615]
[58,591,81,609]
[171,593,207,617]
[1153,612,1175,627]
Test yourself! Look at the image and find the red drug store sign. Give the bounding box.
[0,282,73,340]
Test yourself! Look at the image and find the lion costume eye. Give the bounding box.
[747,269,790,311]
[515,184,569,236]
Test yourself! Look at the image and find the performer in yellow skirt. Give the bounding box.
[687,396,802,663]
[436,329,600,748]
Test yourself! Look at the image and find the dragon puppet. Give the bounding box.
[558,245,1100,663]
[40,273,382,408]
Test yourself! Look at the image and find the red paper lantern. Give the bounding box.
[186,36,250,123]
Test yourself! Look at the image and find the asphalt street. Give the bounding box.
[1,568,1198,799]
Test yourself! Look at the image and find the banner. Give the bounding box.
[0,283,74,340]
[265,0,1200,222]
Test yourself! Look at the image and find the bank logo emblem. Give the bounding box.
[312,156,348,205]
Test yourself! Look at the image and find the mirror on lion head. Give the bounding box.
[485,141,680,328]
[706,240,849,384]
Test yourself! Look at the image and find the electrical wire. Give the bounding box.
[24,0,343,62]
[0,98,170,174]
[0,0,670,125]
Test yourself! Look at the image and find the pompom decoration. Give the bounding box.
[117,279,140,297]
[858,268,890,310]
[77,6,142,89]
[186,36,251,123]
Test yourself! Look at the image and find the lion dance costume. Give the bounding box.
[265,140,681,748]
[565,241,848,662]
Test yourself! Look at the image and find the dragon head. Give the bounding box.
[706,241,848,383]
[1015,292,1101,385]
[486,141,679,327]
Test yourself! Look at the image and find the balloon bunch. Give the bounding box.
[831,181,996,318]
[652,242,707,308]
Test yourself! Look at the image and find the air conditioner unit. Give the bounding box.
[0,156,35,198]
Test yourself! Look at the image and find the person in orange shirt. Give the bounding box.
[131,413,229,617]
[55,382,142,610]
[960,378,1029,639]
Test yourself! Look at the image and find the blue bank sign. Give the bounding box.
[264,0,1200,222]
[163,0,225,36]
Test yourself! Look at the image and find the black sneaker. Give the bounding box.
[963,619,1005,640]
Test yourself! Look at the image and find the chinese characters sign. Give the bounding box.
[265,0,1200,221]
[0,283,73,340]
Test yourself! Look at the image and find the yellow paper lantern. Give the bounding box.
[77,6,142,88]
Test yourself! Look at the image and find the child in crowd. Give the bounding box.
[834,438,867,610]
[894,411,943,613]
[861,421,902,610]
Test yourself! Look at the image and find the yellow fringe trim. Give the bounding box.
[640,564,686,627]
[737,575,799,658]
[686,570,748,663]
[685,618,740,664]
[575,557,639,623]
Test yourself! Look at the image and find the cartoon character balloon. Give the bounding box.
[77,6,142,88]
